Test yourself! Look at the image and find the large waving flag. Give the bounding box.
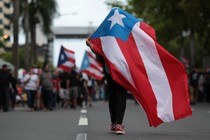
[80,50,104,80]
[88,8,192,127]
[57,45,75,72]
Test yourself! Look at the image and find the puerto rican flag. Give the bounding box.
[88,8,192,127]
[57,45,75,72]
[80,50,104,80]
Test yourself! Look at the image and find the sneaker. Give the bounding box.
[115,124,125,135]
[110,123,118,132]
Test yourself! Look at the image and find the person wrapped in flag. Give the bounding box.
[86,7,192,131]
[86,40,127,135]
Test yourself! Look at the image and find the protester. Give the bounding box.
[34,68,42,110]
[10,74,18,110]
[23,68,39,111]
[189,66,201,105]
[58,70,69,108]
[39,65,54,111]
[52,70,60,108]
[86,39,127,135]
[87,75,94,107]
[0,64,15,112]
[78,72,88,107]
[67,65,79,109]
[203,69,210,102]
[16,81,24,107]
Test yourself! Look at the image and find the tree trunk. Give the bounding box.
[190,29,195,66]
[179,32,184,58]
[204,28,210,54]
[12,0,19,78]
[30,0,37,66]
[24,0,30,71]
[31,23,37,66]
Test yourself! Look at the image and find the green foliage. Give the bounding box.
[20,0,58,35]
[0,47,44,68]
[0,48,25,68]
[106,0,125,9]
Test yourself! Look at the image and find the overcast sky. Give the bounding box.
[53,0,111,27]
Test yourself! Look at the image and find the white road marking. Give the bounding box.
[81,109,87,114]
[77,109,88,139]
[78,114,88,125]
[76,133,87,140]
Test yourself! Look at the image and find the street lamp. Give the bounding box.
[3,34,9,40]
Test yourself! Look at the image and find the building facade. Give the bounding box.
[0,0,12,48]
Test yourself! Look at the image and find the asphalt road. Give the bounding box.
[0,100,210,140]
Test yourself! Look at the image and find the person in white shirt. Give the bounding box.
[23,68,39,111]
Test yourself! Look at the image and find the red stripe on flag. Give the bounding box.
[58,65,72,72]
[63,47,75,54]
[68,58,76,63]
[156,42,192,120]
[116,34,163,126]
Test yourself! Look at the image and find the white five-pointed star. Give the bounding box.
[108,9,126,29]
[61,54,64,60]
[84,60,88,65]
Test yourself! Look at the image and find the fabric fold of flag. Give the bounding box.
[80,50,104,80]
[88,7,192,127]
[57,45,75,72]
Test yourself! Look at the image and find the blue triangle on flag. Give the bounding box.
[80,51,90,71]
[57,46,68,66]
[90,7,141,41]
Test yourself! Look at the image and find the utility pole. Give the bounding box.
[190,29,195,67]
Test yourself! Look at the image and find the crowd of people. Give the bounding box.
[0,64,108,112]
[1,63,210,111]
[188,66,210,105]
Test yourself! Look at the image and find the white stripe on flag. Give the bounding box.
[64,51,75,59]
[133,22,174,122]
[63,61,75,67]
[89,57,103,72]
[86,67,104,77]
[101,36,135,87]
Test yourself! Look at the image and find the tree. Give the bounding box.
[20,0,58,68]
[1,47,33,69]
[29,0,57,65]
